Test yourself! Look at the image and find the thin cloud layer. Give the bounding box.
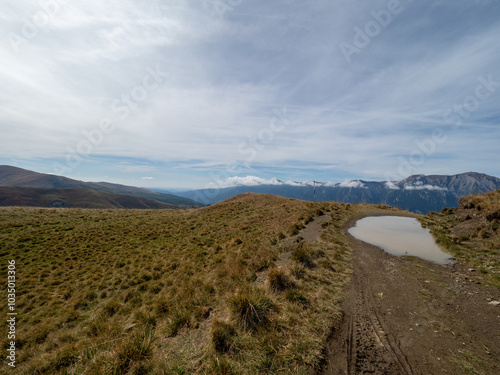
[1,0,499,188]
[212,176,370,189]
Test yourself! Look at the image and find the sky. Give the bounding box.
[1,0,499,190]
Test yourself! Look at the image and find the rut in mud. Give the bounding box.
[321,209,500,375]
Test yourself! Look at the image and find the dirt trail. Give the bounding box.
[255,214,330,285]
[321,208,500,375]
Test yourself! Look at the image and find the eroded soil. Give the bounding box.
[321,208,500,375]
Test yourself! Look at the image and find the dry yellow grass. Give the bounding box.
[420,189,500,288]
[0,193,353,374]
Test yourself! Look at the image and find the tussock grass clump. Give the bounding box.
[292,242,314,268]
[51,345,80,371]
[290,263,306,279]
[288,223,303,236]
[284,290,308,305]
[25,344,80,374]
[229,290,277,331]
[102,298,121,317]
[211,319,236,353]
[167,308,192,336]
[88,324,156,374]
[266,267,294,292]
[115,325,156,368]
[205,356,237,375]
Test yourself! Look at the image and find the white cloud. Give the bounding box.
[1,1,499,186]
[385,181,400,190]
[338,180,366,188]
[215,176,284,188]
[404,185,448,191]
[141,177,154,180]
[212,176,372,189]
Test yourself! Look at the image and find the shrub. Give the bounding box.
[267,268,294,292]
[211,319,236,353]
[229,290,277,331]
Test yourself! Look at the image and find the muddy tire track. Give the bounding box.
[343,272,413,374]
[320,208,500,375]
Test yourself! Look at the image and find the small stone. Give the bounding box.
[488,300,500,307]
[468,268,476,272]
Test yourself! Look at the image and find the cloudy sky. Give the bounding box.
[1,0,499,189]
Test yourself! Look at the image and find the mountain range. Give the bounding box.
[0,165,201,209]
[175,172,500,214]
[2,166,499,213]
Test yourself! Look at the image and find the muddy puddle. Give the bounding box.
[348,216,454,264]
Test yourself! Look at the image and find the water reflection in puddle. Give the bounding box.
[348,216,454,265]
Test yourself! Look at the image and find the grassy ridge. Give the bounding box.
[0,193,353,374]
[0,186,179,209]
[420,190,500,288]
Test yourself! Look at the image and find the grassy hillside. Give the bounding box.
[0,187,179,209]
[420,189,500,288]
[0,194,353,374]
[0,165,202,207]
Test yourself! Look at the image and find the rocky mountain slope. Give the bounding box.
[178,172,500,214]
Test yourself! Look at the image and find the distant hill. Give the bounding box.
[0,187,178,209]
[0,165,201,209]
[177,172,500,214]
